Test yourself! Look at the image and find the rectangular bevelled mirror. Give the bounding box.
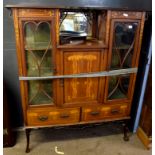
[23,21,54,77]
[59,9,106,45]
[110,22,139,70]
[28,80,54,105]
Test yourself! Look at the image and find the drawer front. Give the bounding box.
[27,108,80,126]
[82,105,128,121]
[111,11,142,19]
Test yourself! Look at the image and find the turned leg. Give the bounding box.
[123,121,129,141]
[25,129,31,153]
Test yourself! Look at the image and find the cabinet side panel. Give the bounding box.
[105,11,111,46]
[13,9,27,124]
[135,12,146,67]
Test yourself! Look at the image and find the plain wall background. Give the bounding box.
[3,0,152,127]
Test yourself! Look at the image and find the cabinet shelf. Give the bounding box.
[25,43,52,51]
[113,45,131,50]
[57,40,106,49]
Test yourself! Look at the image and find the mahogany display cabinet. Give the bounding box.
[6,5,145,153]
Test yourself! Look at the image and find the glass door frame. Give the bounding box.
[104,19,141,104]
[18,17,58,108]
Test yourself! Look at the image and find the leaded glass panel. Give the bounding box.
[28,80,53,105]
[110,22,138,70]
[108,75,130,100]
[24,21,53,77]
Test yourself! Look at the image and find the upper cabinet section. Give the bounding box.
[13,9,145,78]
[58,9,109,48]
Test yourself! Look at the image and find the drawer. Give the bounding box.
[111,11,143,19]
[27,108,80,126]
[82,105,128,122]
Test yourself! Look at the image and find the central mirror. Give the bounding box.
[59,10,106,45]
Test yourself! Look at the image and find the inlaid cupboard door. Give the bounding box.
[63,51,102,105]
[104,19,141,103]
[18,17,57,107]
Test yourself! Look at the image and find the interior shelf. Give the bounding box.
[57,39,107,49]
[113,44,131,50]
[25,43,52,51]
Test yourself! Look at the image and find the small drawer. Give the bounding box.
[82,105,128,122]
[111,11,143,19]
[107,105,128,118]
[27,108,80,126]
[27,109,53,126]
[51,108,80,124]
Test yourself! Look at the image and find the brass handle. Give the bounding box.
[111,109,119,114]
[38,116,48,121]
[90,111,100,116]
[60,114,70,119]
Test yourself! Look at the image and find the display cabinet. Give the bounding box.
[6,6,145,153]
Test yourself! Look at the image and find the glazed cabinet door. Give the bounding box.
[18,13,57,107]
[105,19,141,103]
[63,51,102,105]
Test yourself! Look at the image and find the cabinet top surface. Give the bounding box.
[5,0,151,11]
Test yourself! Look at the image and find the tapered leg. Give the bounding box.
[123,121,129,141]
[25,129,31,153]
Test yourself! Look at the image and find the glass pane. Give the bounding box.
[28,80,53,105]
[26,50,52,76]
[110,22,138,70]
[24,21,53,76]
[108,75,130,100]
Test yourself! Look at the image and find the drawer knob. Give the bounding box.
[90,111,100,116]
[38,116,48,121]
[111,109,119,114]
[60,114,70,119]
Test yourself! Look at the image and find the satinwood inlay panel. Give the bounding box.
[63,51,101,104]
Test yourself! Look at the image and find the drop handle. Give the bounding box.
[60,114,70,119]
[38,116,48,121]
[90,111,100,116]
[111,109,119,114]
